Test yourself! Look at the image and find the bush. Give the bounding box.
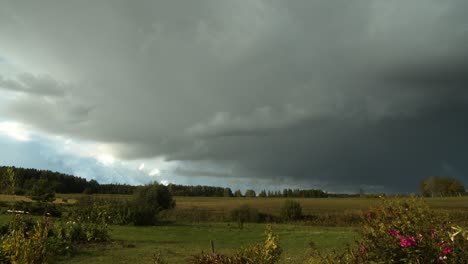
[280,200,302,221]
[0,216,55,263]
[133,183,175,226]
[63,198,111,242]
[308,196,468,263]
[191,225,282,264]
[230,204,260,229]
[13,201,62,217]
[27,178,55,202]
[75,197,135,225]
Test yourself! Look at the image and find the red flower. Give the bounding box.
[389,229,400,237]
[359,246,365,253]
[400,236,416,248]
[442,247,451,255]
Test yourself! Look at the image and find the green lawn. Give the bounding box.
[56,223,356,264]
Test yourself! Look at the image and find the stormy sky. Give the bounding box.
[1,0,467,193]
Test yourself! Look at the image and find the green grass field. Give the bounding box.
[1,195,467,263]
[54,223,356,264]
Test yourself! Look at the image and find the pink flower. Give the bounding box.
[366,212,372,220]
[442,247,451,255]
[359,246,365,253]
[400,236,416,248]
[389,229,400,237]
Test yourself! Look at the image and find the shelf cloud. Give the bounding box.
[0,0,467,192]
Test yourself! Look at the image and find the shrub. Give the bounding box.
[230,204,260,229]
[27,178,55,203]
[280,200,302,221]
[63,199,111,242]
[308,195,468,263]
[0,216,54,264]
[133,183,175,226]
[13,201,62,217]
[191,226,282,264]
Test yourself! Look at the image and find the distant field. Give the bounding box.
[3,194,468,217]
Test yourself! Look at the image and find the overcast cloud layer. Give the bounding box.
[1,0,467,193]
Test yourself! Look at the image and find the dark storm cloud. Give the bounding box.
[0,0,467,192]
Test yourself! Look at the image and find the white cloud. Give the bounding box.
[96,154,115,166]
[0,121,31,141]
[138,163,145,170]
[160,179,169,186]
[148,168,160,177]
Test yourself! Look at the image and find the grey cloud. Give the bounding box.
[187,105,307,138]
[0,0,467,192]
[174,166,233,178]
[0,73,65,96]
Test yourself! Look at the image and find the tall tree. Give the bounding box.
[0,167,16,194]
[420,176,465,197]
[244,189,256,197]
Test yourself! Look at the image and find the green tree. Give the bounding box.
[234,189,243,197]
[258,190,267,197]
[223,187,233,197]
[230,204,259,229]
[1,167,16,194]
[245,189,256,197]
[133,182,175,225]
[280,200,302,221]
[28,178,55,202]
[421,176,465,197]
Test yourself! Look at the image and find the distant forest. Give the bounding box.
[0,166,338,197]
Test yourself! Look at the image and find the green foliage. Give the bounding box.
[258,190,267,197]
[421,176,466,197]
[63,199,111,242]
[151,250,168,264]
[13,201,62,217]
[133,183,175,226]
[230,204,259,229]
[0,167,16,195]
[309,196,468,263]
[191,226,282,264]
[244,189,256,197]
[234,189,243,197]
[280,200,302,221]
[0,216,54,264]
[223,188,233,197]
[28,178,55,202]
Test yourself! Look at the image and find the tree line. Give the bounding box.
[0,166,135,195]
[0,166,330,197]
[1,166,465,197]
[420,176,466,197]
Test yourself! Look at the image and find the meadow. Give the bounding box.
[1,194,467,263]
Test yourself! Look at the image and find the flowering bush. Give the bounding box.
[309,196,467,263]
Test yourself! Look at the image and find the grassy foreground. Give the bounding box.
[1,195,467,263]
[55,223,356,264]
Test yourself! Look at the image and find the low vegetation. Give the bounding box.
[0,166,466,263]
[191,226,282,264]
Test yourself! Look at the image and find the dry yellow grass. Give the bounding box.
[1,194,467,215]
